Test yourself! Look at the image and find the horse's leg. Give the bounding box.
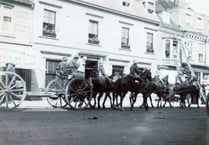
[89,92,97,108]
[140,94,145,108]
[120,92,126,111]
[149,95,154,108]
[144,94,149,111]
[129,92,135,110]
[157,96,161,108]
[102,92,111,109]
[97,93,103,109]
[102,93,107,109]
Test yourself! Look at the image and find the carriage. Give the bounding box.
[0,65,94,110]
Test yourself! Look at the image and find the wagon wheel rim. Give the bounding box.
[65,79,90,109]
[0,72,26,110]
[46,78,68,108]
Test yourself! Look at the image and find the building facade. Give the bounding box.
[0,0,37,91]
[33,0,160,88]
[1,0,209,91]
[156,0,209,84]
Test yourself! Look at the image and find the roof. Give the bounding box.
[0,0,33,7]
[156,0,178,13]
[64,0,160,25]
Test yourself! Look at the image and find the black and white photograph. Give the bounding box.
[0,0,209,144]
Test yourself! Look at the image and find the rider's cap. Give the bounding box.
[6,62,15,67]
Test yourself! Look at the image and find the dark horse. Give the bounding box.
[89,71,115,109]
[113,68,152,110]
[143,75,173,108]
[172,83,200,108]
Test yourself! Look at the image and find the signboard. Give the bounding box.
[0,44,41,70]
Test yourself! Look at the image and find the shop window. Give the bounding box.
[45,59,60,86]
[112,65,124,76]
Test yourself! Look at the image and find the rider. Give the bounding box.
[56,56,70,78]
[175,66,185,85]
[6,63,15,73]
[130,60,143,82]
[112,71,121,83]
[97,58,113,88]
[67,54,81,79]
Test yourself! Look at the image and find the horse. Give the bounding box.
[88,71,115,109]
[113,68,152,110]
[140,74,171,110]
[172,83,200,108]
[149,75,173,108]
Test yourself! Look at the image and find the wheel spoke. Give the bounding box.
[10,82,23,89]
[8,94,17,107]
[0,79,5,88]
[0,94,6,103]
[9,92,23,99]
[8,75,17,88]
[5,74,8,86]
[9,88,25,92]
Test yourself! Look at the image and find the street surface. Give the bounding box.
[0,101,208,145]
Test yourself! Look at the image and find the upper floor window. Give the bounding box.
[122,0,130,7]
[43,9,56,37]
[184,41,192,60]
[173,40,178,59]
[121,27,130,49]
[147,2,154,14]
[0,5,13,34]
[88,20,99,44]
[142,1,155,14]
[197,17,202,29]
[185,13,191,26]
[198,44,204,62]
[165,40,170,58]
[146,32,154,53]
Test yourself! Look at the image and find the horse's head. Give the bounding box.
[140,68,152,82]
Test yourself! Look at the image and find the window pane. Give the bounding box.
[146,32,154,53]
[89,20,98,35]
[43,9,56,37]
[88,20,99,44]
[165,40,170,58]
[121,27,129,46]
[3,16,11,32]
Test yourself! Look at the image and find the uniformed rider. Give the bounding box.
[130,60,143,82]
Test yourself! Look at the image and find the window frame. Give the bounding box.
[0,4,13,34]
[88,19,99,44]
[121,27,130,49]
[42,9,56,38]
[146,32,154,53]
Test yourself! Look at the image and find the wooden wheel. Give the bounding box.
[65,78,91,109]
[0,72,26,109]
[206,93,209,116]
[46,78,68,108]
